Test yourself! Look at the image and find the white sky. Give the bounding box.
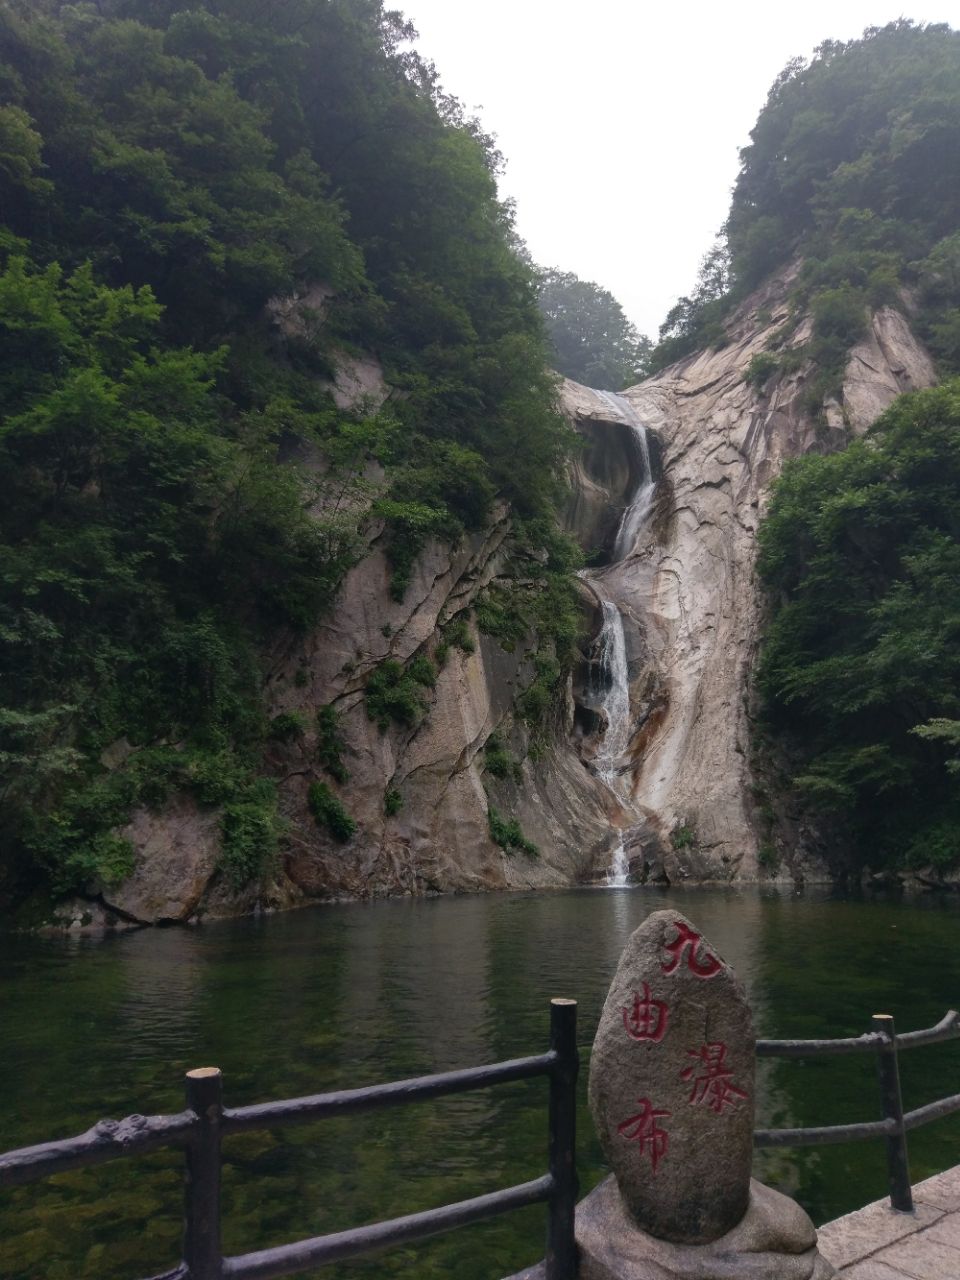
[397,1,959,337]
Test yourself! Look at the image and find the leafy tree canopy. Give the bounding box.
[0,0,575,907]
[757,380,960,871]
[536,267,652,390]
[649,20,960,379]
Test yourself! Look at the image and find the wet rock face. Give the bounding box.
[98,271,939,922]
[561,268,936,887]
[588,909,755,1244]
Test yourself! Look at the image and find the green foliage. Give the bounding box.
[483,732,523,784]
[407,655,438,688]
[488,806,539,857]
[220,781,280,890]
[364,656,437,731]
[475,586,530,652]
[61,831,136,893]
[729,22,960,291]
[671,823,696,851]
[435,616,475,665]
[536,267,652,389]
[517,656,562,728]
[757,379,960,870]
[307,782,356,843]
[384,787,403,816]
[316,705,349,784]
[0,0,578,906]
[475,523,582,737]
[0,254,351,898]
[809,285,869,366]
[375,496,456,602]
[758,843,780,871]
[650,242,731,371]
[269,712,306,743]
[912,719,960,773]
[649,23,960,391]
[744,352,780,391]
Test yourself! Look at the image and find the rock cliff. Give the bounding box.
[96,263,936,924]
[562,262,935,886]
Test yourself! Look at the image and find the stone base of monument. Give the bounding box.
[574,1176,836,1279]
[503,1177,836,1280]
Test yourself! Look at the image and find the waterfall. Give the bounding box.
[597,392,656,561]
[593,599,631,792]
[607,836,630,888]
[585,391,658,885]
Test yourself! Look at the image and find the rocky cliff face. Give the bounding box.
[101,504,618,924]
[93,264,936,924]
[561,262,936,886]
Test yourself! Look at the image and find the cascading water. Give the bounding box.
[584,391,658,886]
[593,600,631,792]
[597,391,657,561]
[607,837,630,888]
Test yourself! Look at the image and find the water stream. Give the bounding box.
[592,600,631,794]
[596,391,657,562]
[584,391,658,882]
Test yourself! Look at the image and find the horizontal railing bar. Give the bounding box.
[904,1091,960,1131]
[757,1010,960,1058]
[756,1032,882,1058]
[221,1174,554,1280]
[222,1052,557,1134]
[754,1118,894,1148]
[897,1010,960,1049]
[0,1111,195,1188]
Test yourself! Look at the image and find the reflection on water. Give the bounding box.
[2,886,960,1280]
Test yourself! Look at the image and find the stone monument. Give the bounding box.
[578,910,836,1279]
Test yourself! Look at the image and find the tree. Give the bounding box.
[648,21,960,378]
[536,267,652,389]
[0,0,578,905]
[757,379,960,872]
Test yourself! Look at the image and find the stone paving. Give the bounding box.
[817,1166,960,1278]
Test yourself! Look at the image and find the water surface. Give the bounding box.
[2,886,959,1279]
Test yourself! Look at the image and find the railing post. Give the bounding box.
[184,1067,224,1279]
[545,998,578,1280]
[873,1015,913,1212]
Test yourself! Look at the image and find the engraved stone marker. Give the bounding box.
[589,909,755,1244]
[503,907,836,1280]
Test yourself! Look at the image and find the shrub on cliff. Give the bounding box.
[308,782,356,843]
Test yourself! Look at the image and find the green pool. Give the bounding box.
[2,885,959,1279]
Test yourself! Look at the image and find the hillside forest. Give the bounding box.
[1,7,960,911]
[0,0,579,909]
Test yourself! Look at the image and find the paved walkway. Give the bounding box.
[817,1166,960,1278]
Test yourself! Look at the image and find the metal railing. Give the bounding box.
[0,998,579,1280]
[754,1009,960,1212]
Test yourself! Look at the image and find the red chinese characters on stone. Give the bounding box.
[621,983,670,1043]
[661,921,723,979]
[617,1097,672,1173]
[681,1042,749,1114]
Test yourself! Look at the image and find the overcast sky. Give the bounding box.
[397,2,958,337]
